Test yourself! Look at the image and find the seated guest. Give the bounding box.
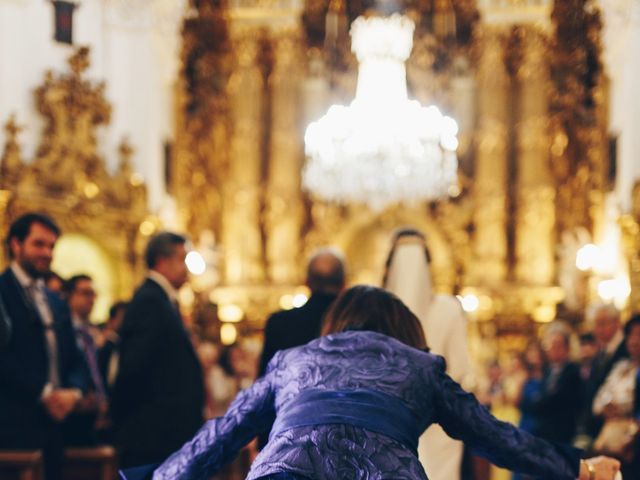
[44,271,65,298]
[580,305,629,442]
[592,314,640,477]
[529,327,583,444]
[127,286,620,480]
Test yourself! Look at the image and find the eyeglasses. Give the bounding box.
[75,289,96,298]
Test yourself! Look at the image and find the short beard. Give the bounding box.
[19,259,48,279]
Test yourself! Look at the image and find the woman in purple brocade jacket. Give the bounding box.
[149,286,619,480]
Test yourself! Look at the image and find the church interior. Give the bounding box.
[1,0,640,478]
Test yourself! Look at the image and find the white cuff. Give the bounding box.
[40,382,53,400]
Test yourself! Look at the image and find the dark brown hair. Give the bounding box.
[6,212,60,259]
[321,285,428,350]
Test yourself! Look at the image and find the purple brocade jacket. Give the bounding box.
[153,330,581,480]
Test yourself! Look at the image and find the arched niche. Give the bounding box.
[334,208,456,292]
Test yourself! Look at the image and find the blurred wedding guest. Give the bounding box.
[478,361,505,409]
[66,275,103,343]
[516,342,546,435]
[256,247,345,448]
[0,213,87,480]
[112,232,204,468]
[383,227,472,480]
[578,305,628,444]
[257,247,346,376]
[63,274,107,446]
[502,353,529,422]
[213,344,243,414]
[592,314,640,477]
[143,286,620,480]
[590,305,627,389]
[532,329,583,444]
[513,342,546,480]
[45,271,65,297]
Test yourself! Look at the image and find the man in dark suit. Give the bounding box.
[63,274,107,446]
[256,248,345,449]
[258,247,346,376]
[112,232,204,468]
[532,329,583,444]
[0,213,87,480]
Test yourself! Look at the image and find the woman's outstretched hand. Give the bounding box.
[579,456,621,480]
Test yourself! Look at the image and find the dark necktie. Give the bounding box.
[546,365,561,393]
[27,283,61,387]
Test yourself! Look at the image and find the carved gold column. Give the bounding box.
[0,190,11,268]
[621,181,640,313]
[0,115,22,267]
[514,27,555,286]
[174,2,231,240]
[266,29,304,284]
[222,31,267,284]
[470,26,509,285]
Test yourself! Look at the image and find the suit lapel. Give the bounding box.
[141,279,200,370]
[145,279,188,336]
[5,270,43,328]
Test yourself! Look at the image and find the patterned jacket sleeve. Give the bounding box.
[152,359,278,480]
[429,357,581,480]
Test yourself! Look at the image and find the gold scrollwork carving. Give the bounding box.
[0,47,149,298]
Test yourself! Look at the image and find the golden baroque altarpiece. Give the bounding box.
[170,0,617,358]
[0,48,151,300]
[0,1,632,359]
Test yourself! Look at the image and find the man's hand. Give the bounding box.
[580,456,621,480]
[43,389,81,422]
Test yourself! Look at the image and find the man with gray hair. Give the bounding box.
[577,304,628,443]
[112,232,204,468]
[587,303,627,396]
[533,328,583,444]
